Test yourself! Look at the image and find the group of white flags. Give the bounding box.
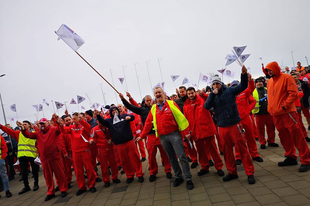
[225,46,250,67]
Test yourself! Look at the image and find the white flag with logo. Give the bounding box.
[43,99,50,106]
[152,82,162,91]
[225,58,236,66]
[233,46,247,57]
[199,73,209,83]
[170,75,180,82]
[55,24,85,51]
[225,54,238,60]
[223,70,235,78]
[70,98,77,104]
[118,78,125,84]
[239,54,250,64]
[182,77,190,85]
[55,101,64,109]
[32,105,39,112]
[10,104,16,112]
[38,104,43,112]
[77,95,86,104]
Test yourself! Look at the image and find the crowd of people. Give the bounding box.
[0,61,310,202]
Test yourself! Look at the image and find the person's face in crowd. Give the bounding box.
[117,104,123,113]
[292,74,299,83]
[212,82,222,90]
[170,95,177,101]
[72,115,80,125]
[297,62,301,67]
[266,69,275,77]
[111,108,119,117]
[64,116,72,126]
[23,122,31,130]
[187,90,196,100]
[285,67,290,72]
[39,121,49,131]
[301,70,306,76]
[85,113,92,121]
[179,88,187,97]
[256,81,264,88]
[144,97,153,107]
[154,88,165,103]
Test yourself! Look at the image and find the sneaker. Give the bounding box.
[268,143,279,147]
[138,176,144,183]
[252,156,264,162]
[104,182,110,188]
[278,157,298,166]
[187,156,192,162]
[236,159,242,165]
[248,175,256,184]
[89,187,97,193]
[299,164,310,172]
[113,179,121,184]
[191,162,198,169]
[149,175,157,182]
[166,172,172,179]
[44,194,55,201]
[186,180,194,190]
[223,173,238,182]
[33,184,39,191]
[6,190,12,198]
[197,169,209,176]
[126,177,134,184]
[173,178,184,187]
[209,160,214,167]
[61,191,67,198]
[260,144,266,149]
[76,189,86,196]
[141,157,146,162]
[95,177,102,182]
[217,170,225,177]
[55,186,59,192]
[305,137,310,143]
[18,187,31,195]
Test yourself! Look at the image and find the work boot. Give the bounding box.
[44,194,55,201]
[113,179,121,184]
[217,170,225,177]
[186,180,194,190]
[236,159,242,165]
[76,189,86,196]
[166,172,172,179]
[278,157,298,166]
[6,190,12,198]
[89,187,97,193]
[191,162,198,169]
[149,175,157,182]
[61,191,67,198]
[252,156,264,162]
[248,175,256,184]
[173,178,184,187]
[126,177,134,184]
[222,173,238,182]
[33,184,39,191]
[268,143,279,147]
[18,186,31,195]
[104,182,110,188]
[197,169,209,176]
[138,176,144,183]
[299,164,310,172]
[260,144,266,149]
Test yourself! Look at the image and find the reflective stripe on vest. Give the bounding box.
[151,100,189,137]
[17,132,37,158]
[252,87,267,114]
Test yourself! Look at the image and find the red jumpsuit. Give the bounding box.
[294,85,308,137]
[183,94,224,171]
[22,125,67,195]
[59,130,73,185]
[90,125,119,183]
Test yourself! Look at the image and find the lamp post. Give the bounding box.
[0,74,7,124]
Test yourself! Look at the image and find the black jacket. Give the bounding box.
[299,79,310,108]
[204,73,248,127]
[175,95,188,113]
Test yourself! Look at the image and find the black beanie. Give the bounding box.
[85,109,93,117]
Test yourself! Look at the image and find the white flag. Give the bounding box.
[171,75,180,82]
[225,54,238,60]
[55,101,64,109]
[223,70,235,78]
[182,77,190,85]
[239,54,250,64]
[11,118,14,122]
[199,73,209,83]
[77,95,86,104]
[81,106,85,110]
[43,99,50,106]
[233,46,247,57]
[161,82,165,91]
[32,105,39,112]
[38,104,43,112]
[118,78,125,84]
[55,24,85,51]
[70,98,77,104]
[113,113,121,125]
[152,82,162,91]
[10,104,16,112]
[95,103,101,109]
[225,58,236,66]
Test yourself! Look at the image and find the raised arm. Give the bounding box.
[119,93,142,115]
[0,124,20,140]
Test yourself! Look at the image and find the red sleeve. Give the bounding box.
[140,110,154,139]
[21,129,38,139]
[0,125,20,141]
[80,119,91,134]
[199,92,209,101]
[298,90,304,98]
[1,135,8,159]
[244,80,255,97]
[59,134,68,156]
[90,127,96,143]
[249,95,257,111]
[262,64,267,75]
[129,97,140,107]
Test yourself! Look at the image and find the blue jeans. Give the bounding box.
[159,131,192,181]
[0,159,10,191]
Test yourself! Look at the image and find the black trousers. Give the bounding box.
[19,156,39,187]
[6,152,16,179]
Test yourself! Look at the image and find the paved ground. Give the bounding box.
[1,134,310,206]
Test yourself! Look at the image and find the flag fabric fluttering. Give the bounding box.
[11,118,14,122]
[118,78,125,84]
[10,104,16,112]
[77,95,86,104]
[170,75,180,82]
[32,105,39,112]
[199,73,209,83]
[81,106,85,110]
[239,54,251,64]
[217,68,226,74]
[38,104,43,112]
[152,82,162,91]
[55,101,64,109]
[43,99,50,106]
[70,98,77,104]
[182,77,190,85]
[91,103,101,109]
[225,58,237,66]
[55,24,85,51]
[224,69,235,78]
[233,46,247,57]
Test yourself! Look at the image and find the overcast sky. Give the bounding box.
[1,0,310,125]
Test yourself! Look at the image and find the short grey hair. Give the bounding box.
[153,86,164,94]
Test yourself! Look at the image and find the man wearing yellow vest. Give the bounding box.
[138,86,194,190]
[0,121,39,195]
[0,134,12,198]
[252,77,278,149]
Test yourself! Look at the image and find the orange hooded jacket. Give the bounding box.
[264,62,298,115]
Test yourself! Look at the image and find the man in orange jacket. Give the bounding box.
[264,61,310,172]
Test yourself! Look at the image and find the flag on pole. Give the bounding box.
[259,57,263,60]
[10,104,16,112]
[233,46,247,57]
[161,82,165,90]
[55,101,64,109]
[182,77,190,85]
[225,54,238,60]
[70,98,77,104]
[239,54,250,64]
[225,58,237,66]
[43,99,50,106]
[38,104,43,112]
[55,24,85,51]
[171,75,180,82]
[77,95,86,104]
[199,73,209,83]
[11,118,14,122]
[152,82,162,91]
[224,69,235,78]
[118,78,125,84]
[217,68,226,74]
[32,105,39,112]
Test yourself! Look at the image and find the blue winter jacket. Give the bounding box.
[204,73,248,127]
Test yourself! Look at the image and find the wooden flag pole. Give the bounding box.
[76,52,120,94]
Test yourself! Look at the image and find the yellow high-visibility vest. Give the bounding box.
[252,87,267,114]
[151,100,189,137]
[17,132,37,158]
